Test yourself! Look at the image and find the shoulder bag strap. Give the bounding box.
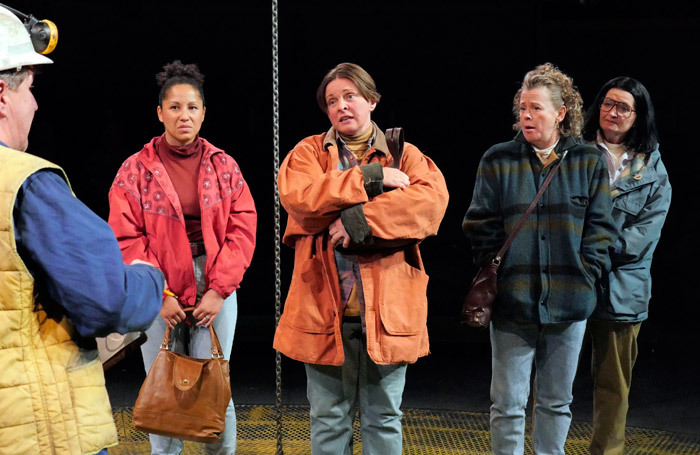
[492,150,569,265]
[160,307,225,358]
[385,127,404,169]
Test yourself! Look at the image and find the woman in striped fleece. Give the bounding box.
[463,63,617,455]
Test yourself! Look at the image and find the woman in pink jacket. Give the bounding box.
[273,62,448,454]
[108,60,257,455]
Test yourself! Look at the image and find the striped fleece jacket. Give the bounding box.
[463,132,616,324]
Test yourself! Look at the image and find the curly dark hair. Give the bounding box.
[512,62,584,138]
[155,60,205,107]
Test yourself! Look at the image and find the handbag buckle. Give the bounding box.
[491,256,502,267]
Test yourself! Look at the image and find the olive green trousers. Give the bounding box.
[589,319,642,455]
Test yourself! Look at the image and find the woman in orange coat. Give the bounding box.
[273,62,448,454]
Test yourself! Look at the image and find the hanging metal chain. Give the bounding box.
[272,0,284,454]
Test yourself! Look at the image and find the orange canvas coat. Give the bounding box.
[273,128,448,365]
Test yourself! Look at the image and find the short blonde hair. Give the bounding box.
[512,62,583,138]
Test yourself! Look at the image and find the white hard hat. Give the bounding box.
[0,5,52,72]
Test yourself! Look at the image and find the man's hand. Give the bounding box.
[130,258,155,267]
[160,295,185,329]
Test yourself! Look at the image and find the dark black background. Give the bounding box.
[11,0,698,362]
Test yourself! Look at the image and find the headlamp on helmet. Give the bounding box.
[0,3,57,72]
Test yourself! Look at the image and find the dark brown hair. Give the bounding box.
[316,62,381,114]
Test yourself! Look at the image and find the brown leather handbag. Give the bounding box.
[462,151,568,328]
[132,310,231,444]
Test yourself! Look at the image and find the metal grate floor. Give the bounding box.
[111,405,700,454]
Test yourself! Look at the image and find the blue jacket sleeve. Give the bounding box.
[13,170,164,337]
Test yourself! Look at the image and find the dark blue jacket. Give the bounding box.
[464,133,617,323]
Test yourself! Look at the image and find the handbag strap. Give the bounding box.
[493,150,569,265]
[386,127,404,169]
[160,307,225,358]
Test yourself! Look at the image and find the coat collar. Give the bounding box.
[513,130,577,156]
[323,122,390,158]
[590,139,661,195]
[611,151,658,194]
[142,135,224,163]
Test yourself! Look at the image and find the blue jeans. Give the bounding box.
[489,319,586,455]
[140,255,238,455]
[305,321,407,455]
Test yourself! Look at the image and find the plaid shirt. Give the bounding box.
[334,131,376,328]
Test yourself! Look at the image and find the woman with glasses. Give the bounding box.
[463,63,616,455]
[582,77,671,455]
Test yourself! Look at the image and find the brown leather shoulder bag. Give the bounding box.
[132,309,231,443]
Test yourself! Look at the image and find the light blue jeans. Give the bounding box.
[140,255,238,455]
[305,321,407,455]
[489,319,586,455]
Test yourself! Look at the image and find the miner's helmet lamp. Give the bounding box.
[0,3,57,72]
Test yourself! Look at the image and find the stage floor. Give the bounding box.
[104,317,700,453]
[110,405,700,455]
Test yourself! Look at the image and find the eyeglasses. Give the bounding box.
[600,98,635,118]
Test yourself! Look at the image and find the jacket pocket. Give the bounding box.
[284,257,335,334]
[570,195,589,213]
[378,262,429,335]
[65,355,118,453]
[613,189,648,216]
[570,195,589,206]
[608,265,651,317]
